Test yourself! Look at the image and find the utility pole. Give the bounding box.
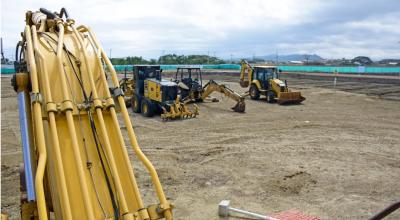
[275,50,278,64]
[109,48,112,59]
[230,54,233,63]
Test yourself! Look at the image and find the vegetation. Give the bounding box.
[110,54,225,65]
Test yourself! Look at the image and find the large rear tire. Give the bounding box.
[249,84,260,100]
[141,98,154,117]
[131,94,142,113]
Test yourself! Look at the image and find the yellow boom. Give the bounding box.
[201,80,246,112]
[13,8,172,220]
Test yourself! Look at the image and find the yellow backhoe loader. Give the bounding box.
[175,67,245,112]
[240,60,305,104]
[119,65,198,120]
[10,8,173,219]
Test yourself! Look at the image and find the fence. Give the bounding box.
[3,64,400,75]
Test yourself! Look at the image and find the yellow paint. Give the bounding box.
[145,79,162,102]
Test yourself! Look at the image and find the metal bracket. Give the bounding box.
[30,93,43,104]
[112,87,124,98]
[138,202,174,220]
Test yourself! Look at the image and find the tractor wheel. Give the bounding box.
[141,98,154,117]
[249,84,260,100]
[267,91,276,103]
[131,94,141,113]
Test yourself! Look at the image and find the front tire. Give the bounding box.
[131,94,142,113]
[267,91,276,103]
[141,98,154,117]
[249,84,260,100]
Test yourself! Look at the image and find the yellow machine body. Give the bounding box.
[144,79,163,102]
[12,8,172,220]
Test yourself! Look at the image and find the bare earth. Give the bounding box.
[2,73,400,220]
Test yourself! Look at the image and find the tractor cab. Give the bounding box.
[253,66,279,90]
[175,67,203,101]
[134,65,162,94]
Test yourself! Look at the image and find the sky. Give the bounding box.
[1,0,400,60]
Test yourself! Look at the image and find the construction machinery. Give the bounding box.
[175,67,246,112]
[120,65,198,120]
[240,60,305,104]
[11,8,173,219]
[175,67,203,101]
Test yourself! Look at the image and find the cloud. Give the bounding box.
[1,0,399,60]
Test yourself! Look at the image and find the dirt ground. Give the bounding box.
[1,73,400,220]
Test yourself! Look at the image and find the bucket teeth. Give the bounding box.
[161,102,199,121]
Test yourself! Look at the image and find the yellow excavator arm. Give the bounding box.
[201,80,246,112]
[239,60,253,88]
[12,8,172,220]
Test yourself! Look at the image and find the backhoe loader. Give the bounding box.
[240,60,305,104]
[175,67,245,112]
[119,65,198,120]
[11,8,173,219]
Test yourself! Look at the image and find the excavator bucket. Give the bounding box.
[239,80,249,88]
[161,98,199,121]
[277,91,306,104]
[231,100,246,113]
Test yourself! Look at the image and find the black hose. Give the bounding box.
[59,8,70,19]
[369,201,400,220]
[15,41,20,62]
[88,110,120,220]
[39,8,57,19]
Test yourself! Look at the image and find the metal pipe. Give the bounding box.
[25,25,48,220]
[86,33,145,210]
[109,108,145,209]
[31,25,73,220]
[229,207,277,220]
[369,201,400,220]
[83,26,172,219]
[54,22,95,220]
[17,91,35,201]
[70,24,133,220]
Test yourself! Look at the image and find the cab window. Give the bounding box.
[257,71,265,81]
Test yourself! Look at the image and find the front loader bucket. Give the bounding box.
[277,91,305,105]
[231,101,246,113]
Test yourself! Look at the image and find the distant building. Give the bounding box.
[289,60,303,64]
[378,59,400,66]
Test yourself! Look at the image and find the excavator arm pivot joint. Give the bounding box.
[30,92,43,104]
